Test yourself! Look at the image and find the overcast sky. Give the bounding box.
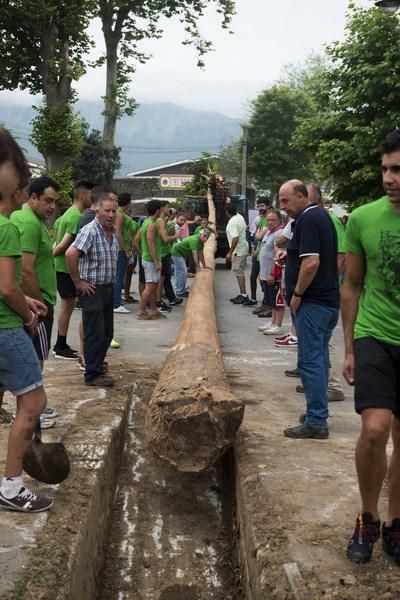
[2,0,373,118]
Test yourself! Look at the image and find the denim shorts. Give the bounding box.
[142,259,160,283]
[0,328,43,396]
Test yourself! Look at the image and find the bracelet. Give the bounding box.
[293,291,303,298]
[24,311,35,326]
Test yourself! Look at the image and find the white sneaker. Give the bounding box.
[263,325,283,335]
[113,306,130,314]
[258,324,270,332]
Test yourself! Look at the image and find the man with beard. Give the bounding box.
[343,129,400,566]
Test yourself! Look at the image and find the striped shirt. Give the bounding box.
[72,218,118,284]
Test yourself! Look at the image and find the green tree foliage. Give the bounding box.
[218,141,242,183]
[0,0,95,170]
[97,1,236,147]
[71,125,121,185]
[247,85,315,198]
[183,152,219,196]
[293,6,400,209]
[31,104,84,166]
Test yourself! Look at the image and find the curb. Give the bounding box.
[11,383,132,600]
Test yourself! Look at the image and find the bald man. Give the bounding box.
[279,179,339,439]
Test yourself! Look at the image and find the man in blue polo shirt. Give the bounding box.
[279,179,339,439]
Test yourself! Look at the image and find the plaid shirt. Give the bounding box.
[72,218,118,284]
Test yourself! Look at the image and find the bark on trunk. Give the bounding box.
[102,41,118,148]
[40,19,72,173]
[145,191,244,472]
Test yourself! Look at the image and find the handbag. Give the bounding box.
[23,420,70,484]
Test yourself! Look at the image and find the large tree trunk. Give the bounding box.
[145,191,244,472]
[101,4,127,148]
[102,38,119,148]
[40,18,73,172]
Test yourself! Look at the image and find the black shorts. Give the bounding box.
[56,271,76,299]
[354,336,400,417]
[161,255,172,278]
[264,282,280,309]
[32,303,54,361]
[138,256,145,284]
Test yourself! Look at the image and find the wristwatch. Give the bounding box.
[293,291,303,298]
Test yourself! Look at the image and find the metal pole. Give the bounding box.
[241,125,248,197]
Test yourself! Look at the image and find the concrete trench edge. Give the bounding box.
[11,386,132,600]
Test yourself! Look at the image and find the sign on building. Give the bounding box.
[159,175,193,189]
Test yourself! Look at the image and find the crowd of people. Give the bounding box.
[0,127,211,513]
[223,129,400,569]
[0,122,399,574]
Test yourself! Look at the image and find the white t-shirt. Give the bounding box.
[226,213,248,257]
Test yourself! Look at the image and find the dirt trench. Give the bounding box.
[98,376,243,600]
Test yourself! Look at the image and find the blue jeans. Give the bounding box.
[0,328,43,396]
[172,256,187,295]
[113,251,129,308]
[295,303,339,428]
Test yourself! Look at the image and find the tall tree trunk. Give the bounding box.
[40,18,72,172]
[102,37,119,148]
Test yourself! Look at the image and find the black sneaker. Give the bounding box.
[169,297,183,306]
[347,512,381,563]
[284,367,301,378]
[242,299,257,306]
[124,295,139,304]
[85,374,115,387]
[382,519,400,565]
[157,301,171,313]
[230,294,242,303]
[284,423,329,439]
[0,487,53,513]
[232,295,249,305]
[53,346,79,360]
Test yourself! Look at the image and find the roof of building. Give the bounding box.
[126,156,218,177]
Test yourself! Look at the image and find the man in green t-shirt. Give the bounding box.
[113,193,134,313]
[135,199,163,320]
[343,129,400,566]
[11,176,59,369]
[122,215,139,304]
[0,127,53,513]
[52,180,93,359]
[155,200,180,312]
[171,230,209,297]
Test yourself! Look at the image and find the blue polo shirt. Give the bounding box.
[285,204,339,308]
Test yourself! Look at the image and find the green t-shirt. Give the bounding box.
[141,217,161,263]
[345,196,400,346]
[256,215,268,252]
[157,217,174,258]
[0,214,23,329]
[117,209,133,250]
[171,234,203,258]
[11,205,57,305]
[329,212,346,253]
[54,205,82,273]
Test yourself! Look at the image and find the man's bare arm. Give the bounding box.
[53,232,75,256]
[341,252,365,384]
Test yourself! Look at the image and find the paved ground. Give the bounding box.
[1,265,399,598]
[216,265,400,599]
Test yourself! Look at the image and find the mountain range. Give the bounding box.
[0,99,241,175]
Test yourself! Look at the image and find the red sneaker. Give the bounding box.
[274,335,298,347]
